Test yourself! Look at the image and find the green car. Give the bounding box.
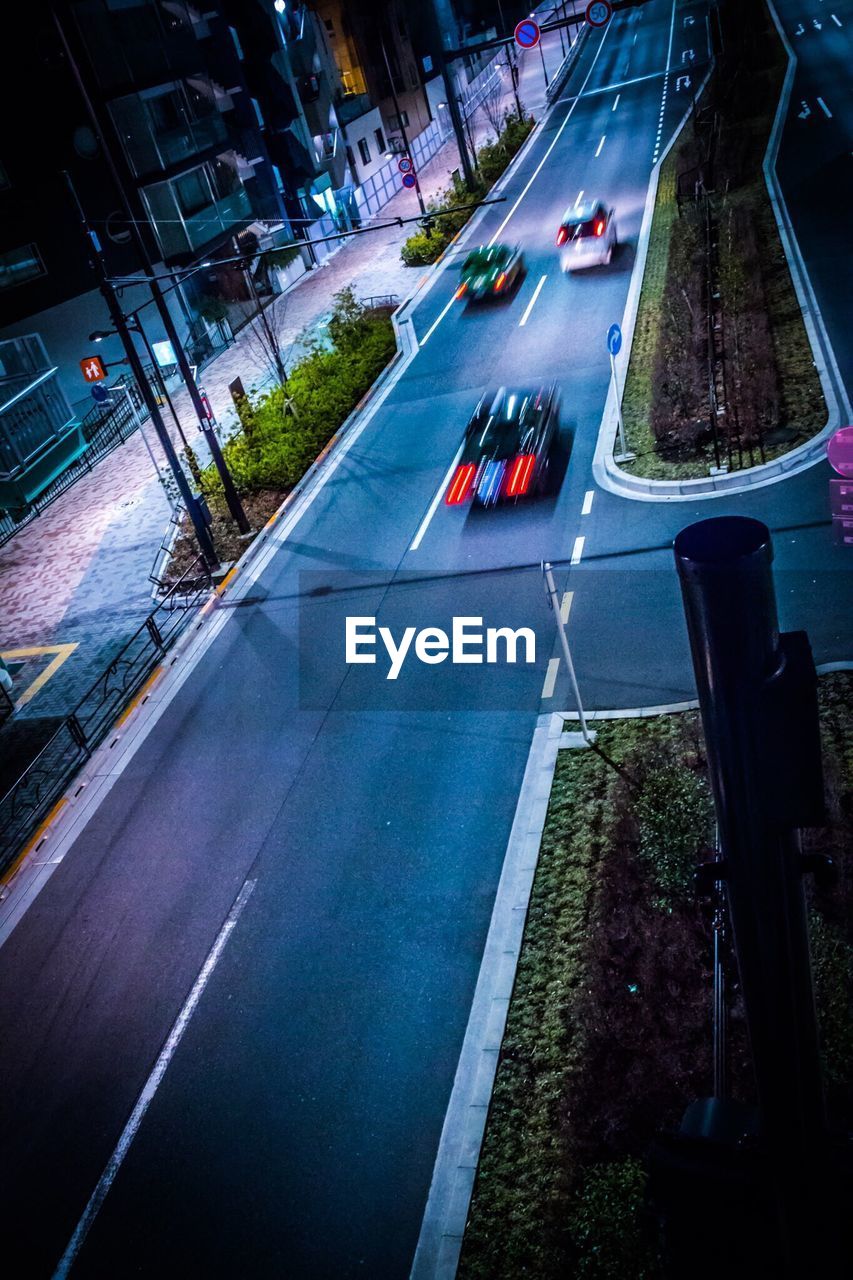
[456,243,525,302]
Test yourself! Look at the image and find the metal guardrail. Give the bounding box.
[0,556,212,876]
[545,20,590,105]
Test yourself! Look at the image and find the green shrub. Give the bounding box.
[202,289,395,497]
[399,111,533,266]
[634,762,713,903]
[568,1159,659,1279]
[810,909,853,1085]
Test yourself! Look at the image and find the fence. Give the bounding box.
[0,556,211,876]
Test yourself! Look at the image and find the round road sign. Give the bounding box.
[91,383,112,403]
[397,156,414,174]
[401,172,417,189]
[514,18,541,49]
[586,0,613,28]
[606,322,622,356]
[828,426,853,478]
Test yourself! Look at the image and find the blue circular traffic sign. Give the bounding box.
[91,383,112,403]
[607,322,622,356]
[401,172,417,189]
[514,18,541,49]
[586,1,612,27]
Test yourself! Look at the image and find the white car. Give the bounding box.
[557,200,617,271]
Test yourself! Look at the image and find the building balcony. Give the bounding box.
[0,337,85,511]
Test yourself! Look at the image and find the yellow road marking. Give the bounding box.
[1,643,78,709]
[0,797,68,887]
[215,566,239,595]
[114,666,164,728]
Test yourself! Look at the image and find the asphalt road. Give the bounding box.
[0,4,849,1278]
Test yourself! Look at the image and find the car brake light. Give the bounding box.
[506,453,536,498]
[455,282,468,299]
[556,227,568,246]
[495,271,506,290]
[595,220,605,237]
[445,462,476,505]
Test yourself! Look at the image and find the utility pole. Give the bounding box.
[380,32,427,215]
[53,3,250,536]
[425,0,477,188]
[64,173,219,571]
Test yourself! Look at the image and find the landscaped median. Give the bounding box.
[458,674,853,1278]
[618,0,826,482]
[166,289,397,578]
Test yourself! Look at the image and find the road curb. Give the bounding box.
[592,29,847,503]
[410,712,564,1280]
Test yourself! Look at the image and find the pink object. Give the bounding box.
[827,426,853,478]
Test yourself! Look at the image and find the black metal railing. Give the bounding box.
[0,557,211,875]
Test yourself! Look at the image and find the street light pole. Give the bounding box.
[64,173,219,571]
[52,3,249,536]
[380,32,427,215]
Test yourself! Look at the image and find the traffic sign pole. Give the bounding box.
[610,351,631,460]
[381,32,426,214]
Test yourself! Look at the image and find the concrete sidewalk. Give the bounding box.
[0,27,565,735]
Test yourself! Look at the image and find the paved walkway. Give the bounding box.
[0,24,568,730]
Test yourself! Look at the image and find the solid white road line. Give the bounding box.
[817,97,833,118]
[571,535,585,565]
[541,656,560,699]
[488,20,614,247]
[409,443,464,552]
[420,293,458,346]
[595,135,606,157]
[560,590,574,624]
[581,489,594,515]
[52,878,257,1280]
[519,274,547,326]
[612,93,620,111]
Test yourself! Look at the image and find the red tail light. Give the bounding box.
[445,462,476,505]
[594,220,605,237]
[455,281,468,299]
[556,226,568,246]
[506,453,536,498]
[495,271,507,291]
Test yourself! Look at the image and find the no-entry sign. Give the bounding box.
[586,1,613,27]
[514,18,540,49]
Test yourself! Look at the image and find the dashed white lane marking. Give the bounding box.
[560,590,574,624]
[817,97,833,118]
[581,489,595,515]
[653,0,678,164]
[488,19,614,246]
[52,878,257,1280]
[409,443,464,551]
[542,656,560,699]
[612,93,620,111]
[595,135,606,157]
[832,14,842,27]
[421,294,458,346]
[571,535,585,565]
[574,188,584,207]
[519,274,547,326]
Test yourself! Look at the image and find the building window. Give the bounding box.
[357,137,371,166]
[0,245,45,291]
[389,111,409,130]
[345,145,356,171]
[324,18,335,36]
[374,127,385,153]
[251,97,265,127]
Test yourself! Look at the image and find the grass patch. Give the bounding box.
[620,0,825,481]
[459,674,853,1277]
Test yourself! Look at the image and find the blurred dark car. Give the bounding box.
[445,385,562,507]
[455,243,525,302]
